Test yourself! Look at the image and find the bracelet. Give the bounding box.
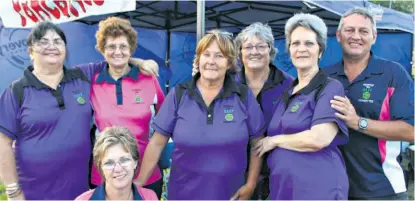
[6,188,22,198]
[5,183,19,189]
[5,183,22,198]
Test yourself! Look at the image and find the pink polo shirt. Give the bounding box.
[75,186,158,200]
[90,64,165,185]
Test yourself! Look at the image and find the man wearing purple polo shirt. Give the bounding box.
[326,7,414,200]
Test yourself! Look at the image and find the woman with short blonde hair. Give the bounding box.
[137,30,266,200]
[76,126,157,200]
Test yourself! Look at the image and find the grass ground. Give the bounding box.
[0,183,6,200]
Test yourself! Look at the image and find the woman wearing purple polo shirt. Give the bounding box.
[137,30,266,200]
[0,22,156,200]
[234,22,294,199]
[254,14,349,200]
[192,23,294,200]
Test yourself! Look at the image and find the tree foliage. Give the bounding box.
[370,0,414,14]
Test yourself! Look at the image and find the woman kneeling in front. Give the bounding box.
[75,126,158,200]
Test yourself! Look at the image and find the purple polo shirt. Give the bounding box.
[324,54,415,198]
[0,62,104,200]
[238,64,294,124]
[237,65,294,174]
[152,73,265,200]
[267,70,349,200]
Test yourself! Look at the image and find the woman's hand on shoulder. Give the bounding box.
[129,58,159,77]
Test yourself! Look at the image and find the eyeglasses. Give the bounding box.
[104,44,130,52]
[242,44,269,52]
[101,157,133,170]
[35,39,65,49]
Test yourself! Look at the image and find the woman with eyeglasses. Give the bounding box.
[0,21,157,200]
[75,126,158,200]
[89,17,165,198]
[136,30,265,200]
[192,23,294,200]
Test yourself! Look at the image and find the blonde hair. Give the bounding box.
[93,126,139,183]
[95,17,137,53]
[193,30,238,75]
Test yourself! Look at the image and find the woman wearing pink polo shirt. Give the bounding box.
[89,17,165,198]
[76,126,158,200]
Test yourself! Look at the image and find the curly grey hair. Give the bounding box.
[285,13,328,55]
[234,22,277,63]
[338,7,377,35]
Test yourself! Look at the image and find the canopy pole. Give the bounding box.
[412,10,415,79]
[197,0,205,42]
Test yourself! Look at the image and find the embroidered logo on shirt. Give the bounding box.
[359,83,374,103]
[291,104,299,112]
[132,89,144,104]
[135,96,142,103]
[224,109,234,122]
[290,101,303,113]
[74,92,86,105]
[272,100,278,105]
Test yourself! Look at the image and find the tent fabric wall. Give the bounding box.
[0,20,170,94]
[167,32,413,87]
[0,16,411,94]
[169,32,196,89]
[274,32,412,78]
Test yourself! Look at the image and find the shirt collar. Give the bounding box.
[21,65,84,89]
[280,69,328,109]
[328,52,383,76]
[89,183,143,200]
[240,64,285,88]
[96,63,139,84]
[181,72,241,99]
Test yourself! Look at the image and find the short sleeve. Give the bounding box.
[245,89,266,139]
[73,61,107,81]
[389,65,414,126]
[311,79,348,146]
[151,87,178,138]
[138,187,158,200]
[153,77,165,111]
[0,87,20,140]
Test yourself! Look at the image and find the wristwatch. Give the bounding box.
[358,117,369,131]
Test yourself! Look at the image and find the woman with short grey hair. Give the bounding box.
[255,13,349,200]
[284,13,328,56]
[233,22,294,199]
[234,22,278,63]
